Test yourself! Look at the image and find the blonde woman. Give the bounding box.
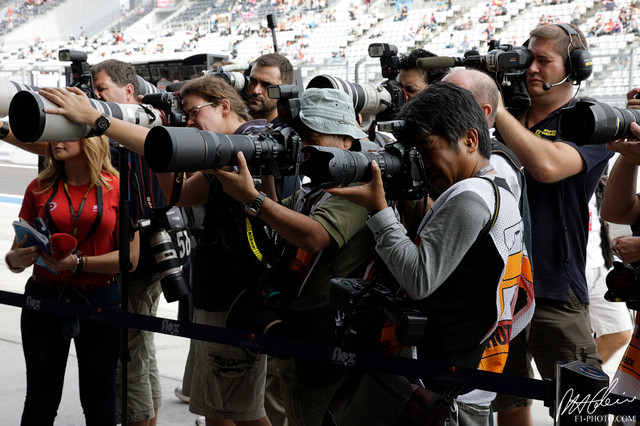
[4,135,139,425]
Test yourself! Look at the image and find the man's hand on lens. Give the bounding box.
[39,87,101,126]
[325,160,388,215]
[606,122,640,164]
[611,235,640,264]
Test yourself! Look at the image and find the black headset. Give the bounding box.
[556,23,593,83]
[523,24,593,83]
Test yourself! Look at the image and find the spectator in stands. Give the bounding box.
[490,23,611,425]
[39,75,274,426]
[445,33,455,48]
[458,35,470,53]
[397,48,449,100]
[393,4,408,21]
[247,52,294,124]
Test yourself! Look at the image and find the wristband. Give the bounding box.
[5,252,24,273]
[0,121,9,140]
[245,191,267,217]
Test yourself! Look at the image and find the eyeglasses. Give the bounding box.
[186,102,214,120]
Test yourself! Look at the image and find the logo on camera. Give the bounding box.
[332,347,356,366]
[161,319,180,335]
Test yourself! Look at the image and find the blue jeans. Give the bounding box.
[20,278,121,426]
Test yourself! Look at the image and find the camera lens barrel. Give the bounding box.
[307,75,391,125]
[0,79,39,117]
[8,90,164,142]
[144,126,286,173]
[148,229,189,303]
[299,145,403,188]
[558,100,640,145]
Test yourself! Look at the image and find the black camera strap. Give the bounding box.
[45,178,103,249]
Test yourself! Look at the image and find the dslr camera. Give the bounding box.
[137,207,191,303]
[299,120,427,200]
[305,43,407,128]
[330,277,428,351]
[605,261,640,311]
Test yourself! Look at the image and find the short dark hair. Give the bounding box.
[396,81,491,158]
[91,59,141,96]
[252,53,294,84]
[398,49,449,84]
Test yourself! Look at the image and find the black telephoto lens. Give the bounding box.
[558,100,640,145]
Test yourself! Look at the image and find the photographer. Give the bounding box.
[212,88,376,426]
[397,48,448,100]
[490,24,612,424]
[39,76,273,426]
[599,87,640,422]
[325,82,525,424]
[247,53,294,124]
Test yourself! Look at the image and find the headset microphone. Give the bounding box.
[542,75,570,91]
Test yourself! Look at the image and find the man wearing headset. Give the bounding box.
[491,23,612,424]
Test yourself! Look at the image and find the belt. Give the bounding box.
[31,274,115,293]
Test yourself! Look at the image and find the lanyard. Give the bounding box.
[45,179,104,249]
[63,182,91,237]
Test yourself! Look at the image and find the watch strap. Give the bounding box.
[0,121,9,140]
[94,114,111,136]
[245,191,267,216]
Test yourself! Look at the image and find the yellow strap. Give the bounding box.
[245,217,263,262]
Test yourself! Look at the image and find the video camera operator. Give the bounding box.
[39,76,274,426]
[490,24,612,424]
[212,88,376,426]
[323,82,526,424]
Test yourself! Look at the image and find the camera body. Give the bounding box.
[471,42,533,116]
[330,277,428,350]
[605,261,640,311]
[137,207,191,303]
[141,91,187,127]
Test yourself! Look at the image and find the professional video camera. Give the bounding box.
[306,43,407,128]
[558,100,640,145]
[299,120,427,200]
[143,84,303,175]
[417,42,533,115]
[605,261,640,311]
[137,207,191,303]
[329,277,428,351]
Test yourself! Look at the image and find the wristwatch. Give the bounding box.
[94,114,111,136]
[0,121,9,140]
[245,191,267,217]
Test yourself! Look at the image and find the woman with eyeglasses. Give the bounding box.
[4,135,140,425]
